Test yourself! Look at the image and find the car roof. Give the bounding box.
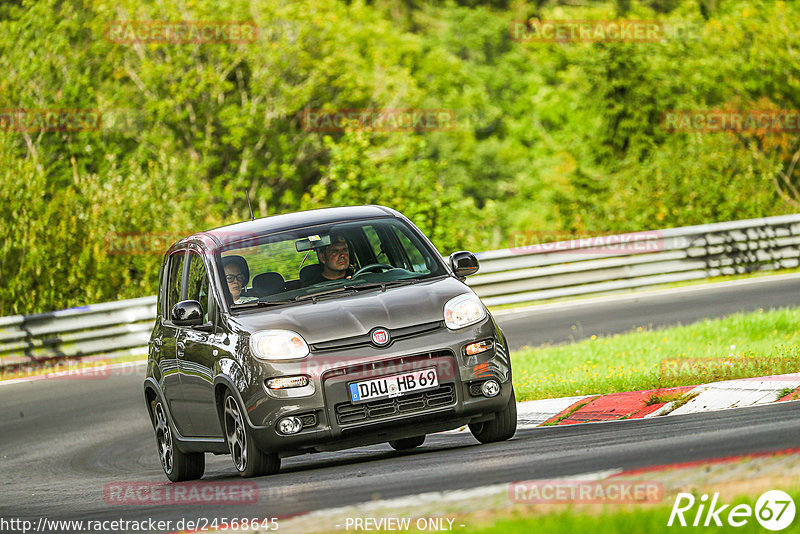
[170,205,401,253]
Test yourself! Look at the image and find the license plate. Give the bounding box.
[349,368,438,403]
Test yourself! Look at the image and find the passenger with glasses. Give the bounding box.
[222,255,257,304]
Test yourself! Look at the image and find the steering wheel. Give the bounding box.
[352,263,394,278]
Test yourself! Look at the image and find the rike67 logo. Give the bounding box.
[668,490,796,530]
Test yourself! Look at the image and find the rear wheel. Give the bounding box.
[223,392,280,478]
[150,399,204,482]
[389,435,426,450]
[469,386,517,444]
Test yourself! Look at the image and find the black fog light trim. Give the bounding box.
[299,413,317,427]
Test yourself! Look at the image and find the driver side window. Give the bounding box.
[186,251,209,323]
[165,252,185,319]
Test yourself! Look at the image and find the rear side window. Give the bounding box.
[165,252,184,318]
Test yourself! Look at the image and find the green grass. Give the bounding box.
[644,390,688,406]
[512,307,800,401]
[462,490,800,534]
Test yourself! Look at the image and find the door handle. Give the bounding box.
[177,341,185,350]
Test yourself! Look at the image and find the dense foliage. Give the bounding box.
[1,0,797,314]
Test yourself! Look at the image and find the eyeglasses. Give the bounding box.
[226,274,246,284]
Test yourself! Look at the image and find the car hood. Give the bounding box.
[231,276,473,344]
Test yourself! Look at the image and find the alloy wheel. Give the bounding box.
[224,395,247,472]
[154,402,173,474]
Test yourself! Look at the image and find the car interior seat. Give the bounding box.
[249,272,285,297]
[299,263,324,287]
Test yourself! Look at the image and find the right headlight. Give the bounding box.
[250,330,310,361]
[444,293,486,330]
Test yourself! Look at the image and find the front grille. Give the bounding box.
[323,350,453,380]
[335,384,456,425]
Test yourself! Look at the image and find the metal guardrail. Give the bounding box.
[2,214,799,373]
[0,296,156,373]
[469,213,800,306]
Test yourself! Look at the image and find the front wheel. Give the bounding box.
[389,435,425,450]
[469,387,517,444]
[223,392,280,478]
[150,399,204,482]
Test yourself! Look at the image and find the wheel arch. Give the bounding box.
[143,377,164,423]
[213,374,251,430]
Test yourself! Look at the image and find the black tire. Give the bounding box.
[389,435,426,450]
[150,399,205,482]
[469,386,517,444]
[223,392,281,478]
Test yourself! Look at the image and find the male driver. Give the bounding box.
[303,234,354,285]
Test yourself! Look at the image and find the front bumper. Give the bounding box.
[241,317,512,454]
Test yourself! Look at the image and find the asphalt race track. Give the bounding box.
[2,276,800,526]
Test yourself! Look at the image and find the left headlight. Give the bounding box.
[250,330,310,361]
[444,293,487,330]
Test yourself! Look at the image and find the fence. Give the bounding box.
[2,214,800,374]
[471,213,800,306]
[0,296,156,374]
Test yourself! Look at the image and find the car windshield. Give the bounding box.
[217,217,447,308]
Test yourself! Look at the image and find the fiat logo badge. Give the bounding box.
[371,328,390,346]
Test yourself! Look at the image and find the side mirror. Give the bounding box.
[449,251,479,278]
[171,300,204,327]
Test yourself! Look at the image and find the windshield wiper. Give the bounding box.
[234,299,295,309]
[234,287,358,308]
[234,278,429,308]
[343,278,422,292]
[294,287,356,303]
